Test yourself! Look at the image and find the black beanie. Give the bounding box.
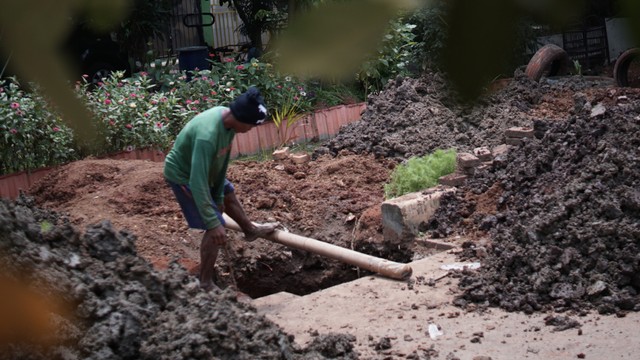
[229,86,268,125]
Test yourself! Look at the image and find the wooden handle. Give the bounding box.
[223,214,413,280]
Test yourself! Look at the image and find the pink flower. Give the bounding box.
[235,65,244,70]
[193,100,200,104]
[130,93,137,98]
[144,113,150,117]
[125,124,133,129]
[109,120,115,126]
[140,71,148,77]
[209,53,215,58]
[52,127,60,132]
[210,91,217,95]
[82,74,89,78]
[9,128,17,134]
[186,100,192,105]
[224,57,234,63]
[150,100,158,105]
[97,82,104,87]
[10,102,19,109]
[104,99,112,105]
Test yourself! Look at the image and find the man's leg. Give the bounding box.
[199,234,219,291]
[167,180,221,291]
[223,190,278,242]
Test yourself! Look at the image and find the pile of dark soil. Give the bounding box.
[434,90,640,315]
[0,197,358,359]
[317,70,614,160]
[323,68,639,316]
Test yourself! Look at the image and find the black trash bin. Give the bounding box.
[177,46,210,79]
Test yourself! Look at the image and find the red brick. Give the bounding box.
[505,127,534,138]
[457,152,481,168]
[438,173,467,187]
[473,147,492,161]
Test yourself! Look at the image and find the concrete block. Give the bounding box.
[438,173,467,187]
[457,152,481,168]
[272,147,290,160]
[473,147,493,162]
[505,127,534,138]
[290,153,310,164]
[382,186,456,242]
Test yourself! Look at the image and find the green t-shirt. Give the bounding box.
[163,106,236,229]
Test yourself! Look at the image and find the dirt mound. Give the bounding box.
[317,70,615,160]
[0,197,358,359]
[431,86,640,315]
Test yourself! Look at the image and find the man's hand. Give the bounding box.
[204,225,226,246]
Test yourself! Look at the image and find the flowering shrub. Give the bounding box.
[0,54,362,175]
[79,72,189,153]
[0,78,77,174]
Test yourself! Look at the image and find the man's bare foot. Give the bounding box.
[244,222,279,242]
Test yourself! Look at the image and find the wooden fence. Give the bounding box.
[0,103,366,200]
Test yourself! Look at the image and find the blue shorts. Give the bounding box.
[167,179,235,230]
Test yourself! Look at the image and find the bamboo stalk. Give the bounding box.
[223,214,413,280]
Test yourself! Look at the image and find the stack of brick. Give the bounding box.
[438,145,512,187]
[504,126,534,146]
[272,146,311,164]
[457,152,481,176]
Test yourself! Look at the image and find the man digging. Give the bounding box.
[164,87,278,292]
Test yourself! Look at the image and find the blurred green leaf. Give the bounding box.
[272,0,418,80]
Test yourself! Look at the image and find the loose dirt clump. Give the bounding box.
[0,197,358,359]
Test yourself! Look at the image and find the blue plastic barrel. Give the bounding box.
[177,46,210,77]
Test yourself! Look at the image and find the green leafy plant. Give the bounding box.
[384,148,457,199]
[272,96,307,148]
[357,17,419,94]
[0,78,77,175]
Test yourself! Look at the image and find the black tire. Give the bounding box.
[525,44,571,81]
[613,48,640,87]
[86,61,118,85]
